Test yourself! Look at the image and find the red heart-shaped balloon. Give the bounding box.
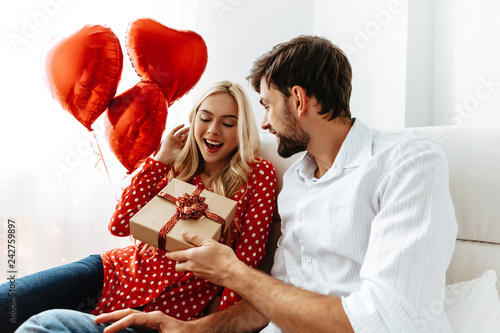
[44,24,123,130]
[126,18,208,106]
[105,81,167,173]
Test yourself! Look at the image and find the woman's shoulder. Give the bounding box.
[247,158,277,182]
[249,158,276,172]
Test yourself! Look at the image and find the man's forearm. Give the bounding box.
[96,300,268,333]
[191,299,269,333]
[224,261,354,333]
[165,233,353,332]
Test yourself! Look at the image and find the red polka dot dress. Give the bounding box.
[92,157,277,321]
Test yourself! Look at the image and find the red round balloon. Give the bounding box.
[105,81,168,173]
[126,18,208,106]
[44,24,123,130]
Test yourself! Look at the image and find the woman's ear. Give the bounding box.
[291,85,307,118]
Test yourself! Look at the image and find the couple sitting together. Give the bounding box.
[1,34,457,333]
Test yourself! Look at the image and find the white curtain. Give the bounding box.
[0,0,198,277]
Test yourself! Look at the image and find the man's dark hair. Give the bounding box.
[247,35,352,120]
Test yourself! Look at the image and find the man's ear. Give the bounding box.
[291,85,307,117]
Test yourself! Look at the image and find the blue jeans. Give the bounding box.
[0,255,104,333]
[15,309,141,333]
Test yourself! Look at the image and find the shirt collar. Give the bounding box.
[296,118,373,182]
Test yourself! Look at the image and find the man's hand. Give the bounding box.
[95,308,194,333]
[166,231,246,287]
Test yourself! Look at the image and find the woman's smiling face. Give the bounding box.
[194,92,239,171]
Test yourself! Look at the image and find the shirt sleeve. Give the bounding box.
[342,139,458,332]
[219,160,277,310]
[108,157,170,237]
[269,238,286,282]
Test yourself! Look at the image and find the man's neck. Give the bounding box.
[308,118,354,179]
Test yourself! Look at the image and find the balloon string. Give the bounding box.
[92,130,118,202]
[121,174,129,191]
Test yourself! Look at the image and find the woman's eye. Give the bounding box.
[200,117,210,122]
[223,123,235,128]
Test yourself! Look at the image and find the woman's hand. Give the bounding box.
[154,124,190,166]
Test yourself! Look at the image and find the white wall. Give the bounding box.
[315,0,500,130]
[432,0,500,127]
[181,0,315,132]
[406,0,500,128]
[314,0,409,130]
[405,0,434,127]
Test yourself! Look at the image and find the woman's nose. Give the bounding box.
[207,123,221,135]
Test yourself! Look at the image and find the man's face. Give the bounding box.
[259,78,310,158]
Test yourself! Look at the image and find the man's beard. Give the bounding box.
[276,103,310,158]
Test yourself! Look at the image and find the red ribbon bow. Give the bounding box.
[157,186,225,250]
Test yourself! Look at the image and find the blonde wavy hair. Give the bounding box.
[171,80,261,199]
[139,81,260,254]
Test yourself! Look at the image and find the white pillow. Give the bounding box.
[444,270,500,333]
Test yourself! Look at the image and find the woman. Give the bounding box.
[3,81,277,332]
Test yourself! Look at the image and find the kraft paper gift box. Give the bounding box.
[130,178,237,252]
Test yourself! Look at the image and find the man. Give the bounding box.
[19,35,457,332]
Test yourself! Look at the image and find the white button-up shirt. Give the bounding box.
[261,119,457,332]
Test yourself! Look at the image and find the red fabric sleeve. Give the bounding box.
[108,157,170,237]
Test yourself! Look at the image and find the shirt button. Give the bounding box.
[297,215,303,221]
[305,257,312,264]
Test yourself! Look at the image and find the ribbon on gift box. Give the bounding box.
[157,186,226,250]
